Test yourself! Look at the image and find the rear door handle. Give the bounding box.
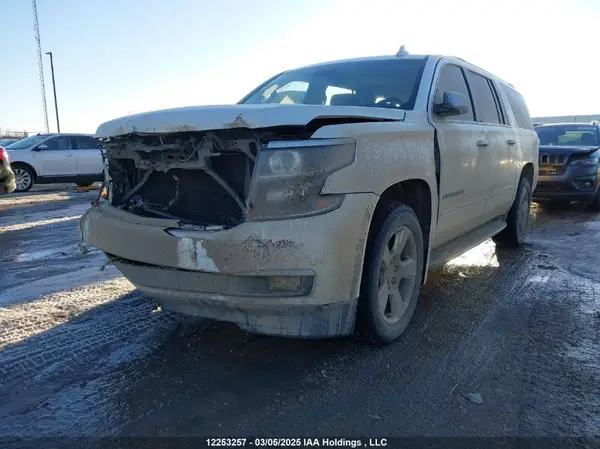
[477,139,489,147]
[67,153,73,157]
[507,139,517,146]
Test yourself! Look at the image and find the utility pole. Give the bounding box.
[32,0,49,133]
[45,52,60,133]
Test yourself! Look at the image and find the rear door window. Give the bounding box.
[44,136,72,150]
[434,64,474,121]
[72,136,103,150]
[465,70,502,125]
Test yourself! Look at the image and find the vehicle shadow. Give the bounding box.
[0,238,532,437]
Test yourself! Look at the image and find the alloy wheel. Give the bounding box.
[14,168,32,192]
[377,226,418,324]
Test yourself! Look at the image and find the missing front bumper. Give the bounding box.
[80,193,378,337]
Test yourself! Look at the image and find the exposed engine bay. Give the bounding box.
[101,115,384,229]
[103,128,307,228]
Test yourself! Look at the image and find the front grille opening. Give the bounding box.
[129,155,249,227]
[105,131,258,228]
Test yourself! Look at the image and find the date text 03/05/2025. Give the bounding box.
[205,438,389,447]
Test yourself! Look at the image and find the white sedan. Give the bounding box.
[6,133,104,192]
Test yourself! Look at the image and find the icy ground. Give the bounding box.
[0,185,599,439]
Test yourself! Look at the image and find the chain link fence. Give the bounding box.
[0,129,34,139]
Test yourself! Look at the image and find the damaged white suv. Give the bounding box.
[81,51,538,344]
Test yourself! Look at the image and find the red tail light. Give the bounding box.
[0,146,7,161]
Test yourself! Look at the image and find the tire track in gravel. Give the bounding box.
[110,241,542,437]
[0,187,193,437]
[518,269,600,436]
[0,282,186,437]
[224,246,540,437]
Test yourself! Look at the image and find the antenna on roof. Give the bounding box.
[396,45,409,57]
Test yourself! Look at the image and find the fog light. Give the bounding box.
[268,276,303,292]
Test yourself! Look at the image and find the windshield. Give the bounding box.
[240,58,427,110]
[536,125,599,146]
[5,135,47,150]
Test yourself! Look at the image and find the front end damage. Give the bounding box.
[82,124,379,337]
[102,125,365,228]
[104,130,259,228]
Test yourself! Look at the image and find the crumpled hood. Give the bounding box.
[94,104,406,138]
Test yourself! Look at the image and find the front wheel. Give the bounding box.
[357,203,424,345]
[12,166,35,192]
[493,176,532,247]
[587,192,600,212]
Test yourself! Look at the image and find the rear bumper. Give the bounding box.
[80,194,378,337]
[0,166,15,194]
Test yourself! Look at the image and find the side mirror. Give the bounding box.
[33,144,48,151]
[434,91,470,117]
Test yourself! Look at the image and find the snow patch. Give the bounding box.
[0,203,91,233]
[0,265,123,307]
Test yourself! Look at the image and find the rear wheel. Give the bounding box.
[357,203,424,345]
[13,166,35,192]
[493,176,532,247]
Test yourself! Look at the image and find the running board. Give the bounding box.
[428,219,507,269]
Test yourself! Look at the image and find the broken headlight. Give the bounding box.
[246,138,356,221]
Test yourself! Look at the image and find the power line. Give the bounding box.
[32,0,49,133]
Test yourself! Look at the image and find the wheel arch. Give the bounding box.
[10,161,38,181]
[367,178,433,285]
[521,162,534,186]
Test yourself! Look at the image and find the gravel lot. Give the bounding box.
[0,185,599,439]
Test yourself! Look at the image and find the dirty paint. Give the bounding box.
[94,104,405,138]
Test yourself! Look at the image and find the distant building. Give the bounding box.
[532,114,600,125]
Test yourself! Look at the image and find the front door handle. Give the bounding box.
[67,153,73,157]
[507,139,517,146]
[477,139,489,147]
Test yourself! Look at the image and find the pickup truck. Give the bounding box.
[80,51,538,345]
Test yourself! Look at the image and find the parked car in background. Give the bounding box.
[0,139,19,147]
[6,133,104,192]
[0,146,16,194]
[81,51,538,345]
[533,122,600,210]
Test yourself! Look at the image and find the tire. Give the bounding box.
[12,165,35,192]
[493,176,532,247]
[587,192,600,212]
[357,203,424,345]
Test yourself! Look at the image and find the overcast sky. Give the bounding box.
[1,0,599,134]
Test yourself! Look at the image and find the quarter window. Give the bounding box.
[435,64,474,121]
[502,85,534,130]
[465,70,501,125]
